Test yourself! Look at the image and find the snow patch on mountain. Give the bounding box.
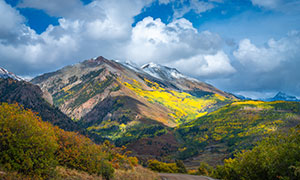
[120,60,145,74]
[141,62,198,82]
[0,67,22,81]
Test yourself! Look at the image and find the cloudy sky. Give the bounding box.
[1,0,300,98]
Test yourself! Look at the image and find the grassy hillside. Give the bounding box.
[176,100,300,164]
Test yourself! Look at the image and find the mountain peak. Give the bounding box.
[266,91,299,101]
[0,67,22,81]
[141,62,186,81]
[274,92,299,101]
[275,91,286,97]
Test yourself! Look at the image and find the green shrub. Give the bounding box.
[214,128,300,180]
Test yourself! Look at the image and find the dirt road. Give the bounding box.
[159,173,216,180]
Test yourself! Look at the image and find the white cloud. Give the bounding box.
[0,0,154,75]
[0,0,23,33]
[126,16,223,62]
[125,16,234,78]
[210,31,300,96]
[171,51,235,78]
[0,0,37,44]
[0,0,235,79]
[234,31,300,72]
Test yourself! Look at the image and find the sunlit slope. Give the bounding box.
[31,56,233,126]
[31,56,235,147]
[176,100,300,161]
[123,78,231,123]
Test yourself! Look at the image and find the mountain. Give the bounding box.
[265,92,299,102]
[0,77,79,132]
[31,56,235,148]
[0,67,22,81]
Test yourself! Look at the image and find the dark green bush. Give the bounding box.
[214,129,300,180]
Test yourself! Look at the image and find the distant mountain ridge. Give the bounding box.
[265,92,300,102]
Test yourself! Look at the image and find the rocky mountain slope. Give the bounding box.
[0,76,79,132]
[31,56,235,145]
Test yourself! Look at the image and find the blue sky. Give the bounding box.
[1,0,300,98]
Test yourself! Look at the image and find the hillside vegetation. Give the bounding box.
[0,103,157,179]
[176,100,300,162]
[214,128,300,180]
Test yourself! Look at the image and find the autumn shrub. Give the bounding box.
[54,128,114,179]
[214,128,300,180]
[147,159,179,173]
[102,141,139,170]
[0,103,58,178]
[0,102,142,180]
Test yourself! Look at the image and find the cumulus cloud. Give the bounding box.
[126,16,234,78]
[170,51,235,78]
[234,31,300,72]
[0,0,154,75]
[0,0,37,44]
[127,17,222,61]
[213,31,300,96]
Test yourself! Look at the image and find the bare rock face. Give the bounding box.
[42,89,53,105]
